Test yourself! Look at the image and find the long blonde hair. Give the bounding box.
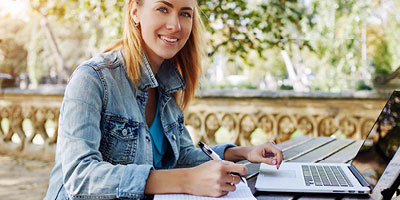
[105,0,206,110]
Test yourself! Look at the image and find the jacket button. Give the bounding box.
[122,129,128,136]
[172,135,176,140]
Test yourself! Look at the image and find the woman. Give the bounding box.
[44,0,283,199]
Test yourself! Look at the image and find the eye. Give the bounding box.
[180,12,192,18]
[157,7,168,13]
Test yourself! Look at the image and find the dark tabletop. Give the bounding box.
[239,136,400,200]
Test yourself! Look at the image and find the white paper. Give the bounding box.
[154,180,256,200]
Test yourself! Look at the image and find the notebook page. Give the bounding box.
[154,180,256,200]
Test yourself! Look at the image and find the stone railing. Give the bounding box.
[0,87,64,161]
[185,90,389,146]
[0,88,390,160]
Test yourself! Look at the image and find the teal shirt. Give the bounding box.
[149,100,168,169]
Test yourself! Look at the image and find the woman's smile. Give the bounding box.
[159,35,179,45]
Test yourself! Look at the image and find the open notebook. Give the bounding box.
[154,179,256,200]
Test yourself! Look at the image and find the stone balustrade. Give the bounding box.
[0,87,390,161]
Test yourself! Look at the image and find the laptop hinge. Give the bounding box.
[348,165,371,188]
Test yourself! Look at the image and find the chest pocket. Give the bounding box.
[100,116,140,165]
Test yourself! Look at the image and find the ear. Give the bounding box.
[130,1,140,25]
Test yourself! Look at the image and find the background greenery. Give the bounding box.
[1,0,400,92]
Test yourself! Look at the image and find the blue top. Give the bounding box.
[149,99,168,169]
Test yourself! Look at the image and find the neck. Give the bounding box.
[144,51,163,75]
[148,59,162,75]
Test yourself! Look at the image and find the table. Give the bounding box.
[240,136,400,200]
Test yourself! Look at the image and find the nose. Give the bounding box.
[166,15,181,32]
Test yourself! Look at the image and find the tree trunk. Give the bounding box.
[40,15,70,84]
[280,49,308,92]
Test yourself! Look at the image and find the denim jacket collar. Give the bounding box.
[118,50,186,94]
[156,59,186,94]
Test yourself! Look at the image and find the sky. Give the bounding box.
[0,0,29,21]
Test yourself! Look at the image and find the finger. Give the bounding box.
[263,151,276,159]
[265,143,283,163]
[267,148,283,169]
[220,160,234,165]
[270,146,283,165]
[260,151,280,165]
[261,156,276,165]
[233,174,241,184]
[220,181,236,192]
[223,162,248,176]
[277,151,283,166]
[224,173,241,185]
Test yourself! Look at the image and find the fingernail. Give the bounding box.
[277,164,280,170]
[272,160,277,165]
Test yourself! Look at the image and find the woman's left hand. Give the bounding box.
[245,142,283,169]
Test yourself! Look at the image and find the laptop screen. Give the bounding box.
[351,90,400,188]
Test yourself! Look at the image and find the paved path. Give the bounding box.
[0,154,53,200]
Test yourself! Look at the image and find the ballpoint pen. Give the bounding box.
[198,141,245,183]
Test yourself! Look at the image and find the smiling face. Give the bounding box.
[132,0,194,68]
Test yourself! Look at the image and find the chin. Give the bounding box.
[159,52,180,60]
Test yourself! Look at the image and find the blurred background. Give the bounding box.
[0,0,400,92]
[1,0,400,199]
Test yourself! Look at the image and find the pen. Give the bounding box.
[198,141,245,183]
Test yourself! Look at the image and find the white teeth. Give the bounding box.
[160,36,178,42]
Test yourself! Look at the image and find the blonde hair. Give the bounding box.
[105,0,206,110]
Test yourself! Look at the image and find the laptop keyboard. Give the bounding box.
[302,165,353,187]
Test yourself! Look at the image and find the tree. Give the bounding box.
[2,0,399,91]
[0,17,28,78]
[298,0,370,91]
[199,0,312,61]
[374,0,400,76]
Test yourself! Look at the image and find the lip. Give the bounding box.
[159,35,179,44]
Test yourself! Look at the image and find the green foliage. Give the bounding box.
[215,127,271,145]
[332,130,347,139]
[215,127,231,144]
[290,129,305,138]
[371,32,393,76]
[199,0,312,62]
[300,0,370,91]
[250,128,269,145]
[1,118,9,134]
[279,84,293,90]
[356,80,372,91]
[1,0,126,86]
[30,0,125,51]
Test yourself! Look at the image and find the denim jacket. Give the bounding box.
[44,50,234,200]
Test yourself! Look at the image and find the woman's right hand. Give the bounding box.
[185,160,247,197]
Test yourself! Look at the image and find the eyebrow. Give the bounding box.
[156,1,193,11]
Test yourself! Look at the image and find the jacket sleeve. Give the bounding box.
[175,122,236,168]
[58,65,153,199]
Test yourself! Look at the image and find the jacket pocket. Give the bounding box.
[100,115,140,165]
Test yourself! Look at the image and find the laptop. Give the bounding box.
[255,90,400,194]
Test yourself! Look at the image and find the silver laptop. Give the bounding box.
[256,90,400,194]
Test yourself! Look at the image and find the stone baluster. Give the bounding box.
[202,113,220,145]
[5,106,26,150]
[238,115,256,146]
[258,114,276,142]
[221,114,238,144]
[276,115,296,142]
